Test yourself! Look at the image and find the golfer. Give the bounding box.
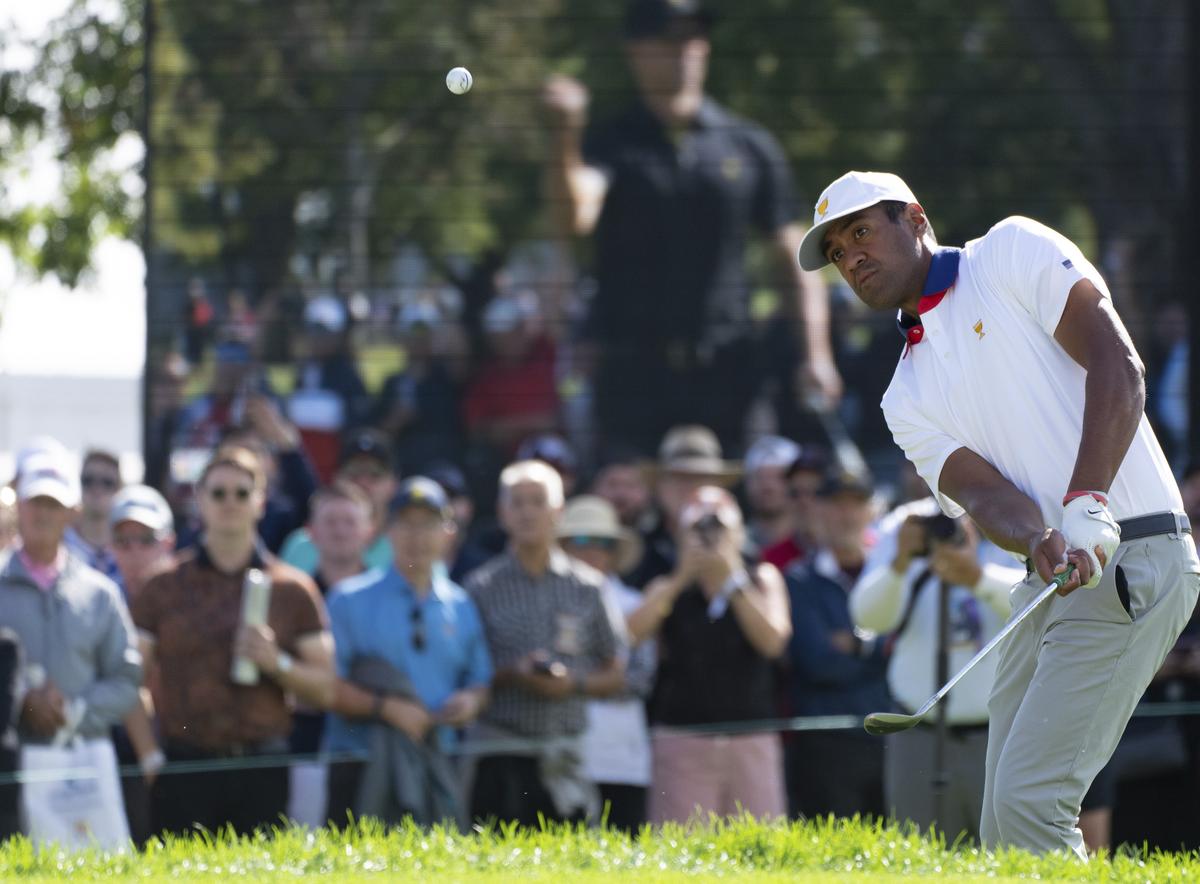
[798,171,1199,858]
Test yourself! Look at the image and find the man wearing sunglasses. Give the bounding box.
[64,449,123,583]
[323,476,493,826]
[132,446,334,836]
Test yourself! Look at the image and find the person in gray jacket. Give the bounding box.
[1,448,142,748]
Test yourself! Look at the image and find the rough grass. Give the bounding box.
[0,815,1197,882]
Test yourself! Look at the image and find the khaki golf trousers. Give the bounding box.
[980,526,1200,858]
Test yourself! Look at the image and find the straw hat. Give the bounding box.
[652,425,742,485]
[557,495,644,576]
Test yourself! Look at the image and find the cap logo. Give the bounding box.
[816,197,829,218]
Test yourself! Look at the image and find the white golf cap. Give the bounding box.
[744,435,801,474]
[110,484,174,535]
[303,296,348,334]
[17,450,81,508]
[797,171,921,271]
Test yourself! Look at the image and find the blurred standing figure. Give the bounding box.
[742,435,801,555]
[542,0,840,455]
[64,449,123,583]
[850,499,1021,841]
[558,496,654,831]
[759,447,828,573]
[465,461,623,826]
[133,447,334,837]
[629,486,791,823]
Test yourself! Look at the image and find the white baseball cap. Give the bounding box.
[110,484,174,535]
[797,171,921,271]
[17,450,81,508]
[303,296,348,334]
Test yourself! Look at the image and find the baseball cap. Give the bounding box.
[797,171,921,271]
[339,428,393,470]
[816,469,875,500]
[423,461,469,500]
[516,434,578,476]
[14,436,70,482]
[624,0,713,39]
[397,300,441,334]
[388,476,452,521]
[744,435,801,475]
[110,484,175,535]
[303,296,348,335]
[18,450,81,508]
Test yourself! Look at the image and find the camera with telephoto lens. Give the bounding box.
[915,513,965,556]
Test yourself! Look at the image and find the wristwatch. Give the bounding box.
[275,651,295,677]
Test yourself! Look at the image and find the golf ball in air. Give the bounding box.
[446,67,473,95]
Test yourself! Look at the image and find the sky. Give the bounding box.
[0,0,145,379]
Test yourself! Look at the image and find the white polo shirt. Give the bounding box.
[882,216,1180,529]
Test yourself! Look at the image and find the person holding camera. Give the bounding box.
[629,485,792,823]
[850,498,1024,840]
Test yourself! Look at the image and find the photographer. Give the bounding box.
[629,486,792,823]
[850,497,1023,840]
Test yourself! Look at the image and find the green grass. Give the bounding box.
[1,816,1198,882]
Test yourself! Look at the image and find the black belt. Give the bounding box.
[915,720,989,740]
[1117,511,1190,542]
[165,737,288,761]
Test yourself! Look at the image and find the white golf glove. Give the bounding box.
[1060,494,1121,589]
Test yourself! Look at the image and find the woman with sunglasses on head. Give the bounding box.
[131,445,334,838]
[628,485,793,824]
[322,476,493,828]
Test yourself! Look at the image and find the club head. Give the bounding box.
[863,711,921,736]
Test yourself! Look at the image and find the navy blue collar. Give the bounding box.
[897,247,962,345]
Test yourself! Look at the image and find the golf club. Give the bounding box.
[863,566,1076,736]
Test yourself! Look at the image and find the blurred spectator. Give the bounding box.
[224,288,258,346]
[280,429,398,576]
[1147,301,1188,471]
[324,477,492,827]
[373,301,464,474]
[558,495,654,831]
[850,498,1021,840]
[591,446,654,533]
[517,433,579,498]
[784,470,887,820]
[0,487,16,553]
[742,435,801,555]
[108,484,176,846]
[626,425,741,589]
[541,0,838,456]
[306,481,373,596]
[1,449,142,832]
[465,460,622,825]
[63,449,123,583]
[463,295,559,455]
[174,340,271,452]
[425,462,490,584]
[760,447,828,573]
[133,446,333,836]
[289,296,372,480]
[183,277,215,365]
[628,486,791,823]
[221,396,320,553]
[145,351,191,490]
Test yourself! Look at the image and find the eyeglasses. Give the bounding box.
[564,536,618,551]
[82,474,119,492]
[208,486,252,503]
[113,534,159,550]
[410,605,426,652]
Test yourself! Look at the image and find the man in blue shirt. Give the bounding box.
[323,477,493,825]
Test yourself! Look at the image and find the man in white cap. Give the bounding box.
[799,170,1197,857]
[109,484,176,603]
[0,447,142,762]
[742,435,801,555]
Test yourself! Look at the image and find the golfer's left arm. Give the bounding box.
[1053,279,1146,494]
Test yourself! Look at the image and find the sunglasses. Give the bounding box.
[410,606,426,652]
[113,534,159,550]
[82,474,119,492]
[564,536,618,552]
[208,486,252,503]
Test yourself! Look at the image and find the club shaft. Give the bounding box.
[914,579,1060,718]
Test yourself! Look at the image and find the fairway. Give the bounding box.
[0,816,1196,882]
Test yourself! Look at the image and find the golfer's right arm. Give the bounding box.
[938,448,1093,590]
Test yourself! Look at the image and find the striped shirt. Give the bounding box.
[466,549,617,738]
